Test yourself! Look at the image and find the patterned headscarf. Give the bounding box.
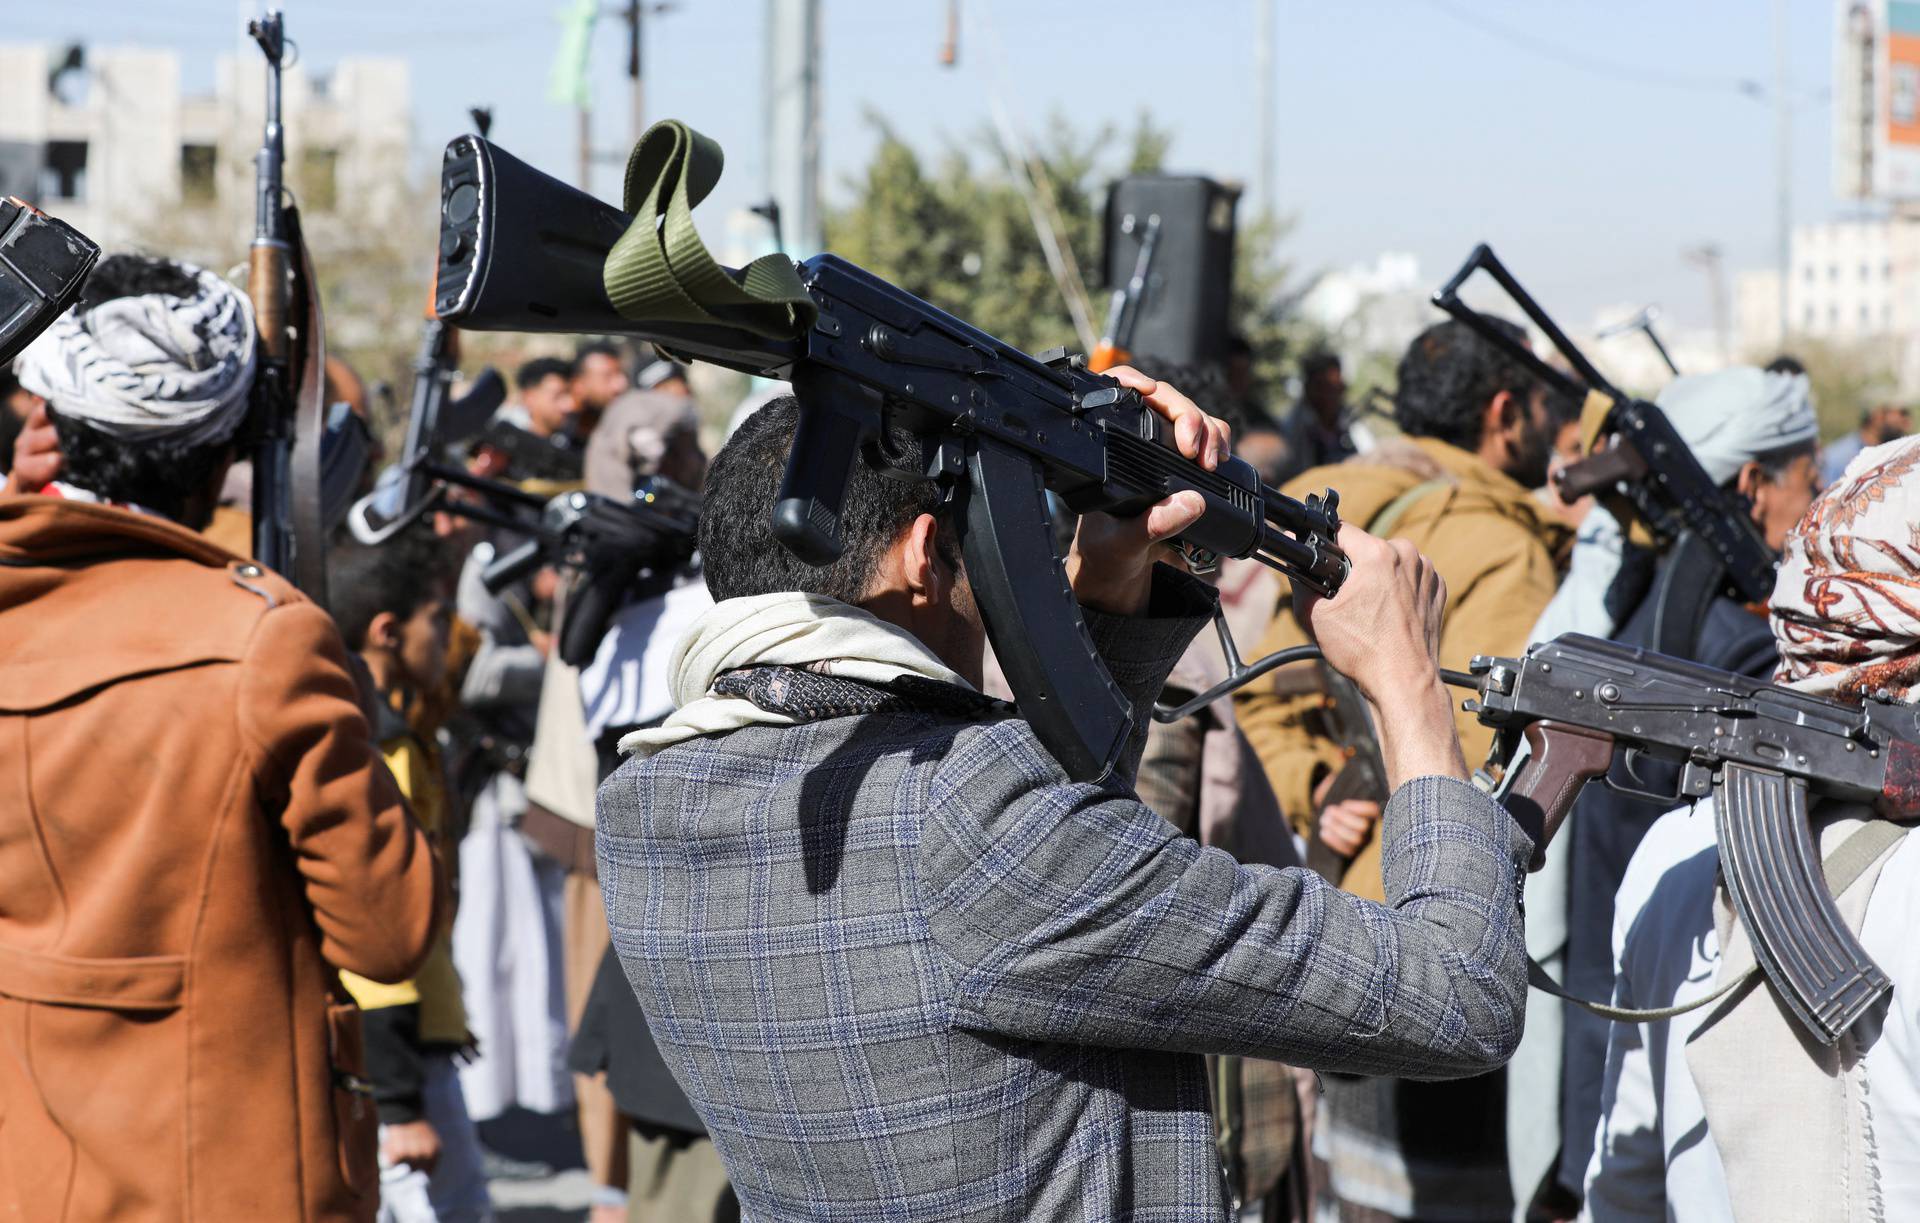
[1771,435,1920,703]
[13,262,257,448]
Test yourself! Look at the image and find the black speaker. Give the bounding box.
[1102,176,1239,367]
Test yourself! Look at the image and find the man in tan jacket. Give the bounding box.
[1237,318,1566,902]
[1236,318,1567,1223]
[0,254,443,1222]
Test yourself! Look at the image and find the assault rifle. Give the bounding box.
[428,121,1349,782]
[0,199,97,365]
[475,419,586,484]
[1594,304,1680,378]
[1432,245,1774,603]
[245,9,335,604]
[1463,633,1920,1046]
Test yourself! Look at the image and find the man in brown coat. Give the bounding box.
[0,254,443,1222]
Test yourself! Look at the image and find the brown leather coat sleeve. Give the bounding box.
[238,599,446,984]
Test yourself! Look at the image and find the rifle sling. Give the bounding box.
[1529,818,1909,1024]
[602,120,817,340]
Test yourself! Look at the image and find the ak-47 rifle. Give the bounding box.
[428,121,1349,782]
[0,199,98,364]
[1432,245,1774,604]
[1089,211,1159,373]
[1455,633,1920,1047]
[245,8,335,604]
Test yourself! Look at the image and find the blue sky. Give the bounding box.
[10,1,1848,331]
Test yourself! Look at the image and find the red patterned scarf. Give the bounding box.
[1771,435,1920,702]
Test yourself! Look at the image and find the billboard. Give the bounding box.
[1837,0,1920,200]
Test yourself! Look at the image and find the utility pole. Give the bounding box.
[1775,0,1791,344]
[1685,243,1730,366]
[1255,0,1275,217]
[626,0,646,145]
[578,108,592,190]
[765,0,822,255]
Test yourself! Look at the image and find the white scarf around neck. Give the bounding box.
[617,591,974,760]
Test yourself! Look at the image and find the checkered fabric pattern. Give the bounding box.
[597,574,1531,1221]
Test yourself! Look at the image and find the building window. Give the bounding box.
[1804,305,1816,329]
[1862,263,1873,282]
[181,144,216,205]
[1830,264,1840,282]
[1885,302,1895,327]
[299,147,338,212]
[1803,265,1815,283]
[1862,303,1873,327]
[1886,260,1896,280]
[1830,304,1840,327]
[42,141,87,202]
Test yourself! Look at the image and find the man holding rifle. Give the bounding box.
[1584,435,1920,1221]
[596,365,1533,1222]
[1551,365,1820,1205]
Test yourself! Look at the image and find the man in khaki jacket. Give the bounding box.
[1235,318,1566,1223]
[1237,318,1566,903]
[0,254,443,1222]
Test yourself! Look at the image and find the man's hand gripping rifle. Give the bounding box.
[1459,633,1920,1046]
[1432,244,1776,604]
[429,120,1349,782]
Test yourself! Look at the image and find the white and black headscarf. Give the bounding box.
[13,262,256,448]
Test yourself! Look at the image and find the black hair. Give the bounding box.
[74,253,201,315]
[1224,333,1254,360]
[48,254,240,521]
[574,340,623,367]
[516,356,575,390]
[327,534,446,651]
[1300,349,1342,382]
[1393,318,1542,451]
[699,396,948,604]
[1764,354,1806,377]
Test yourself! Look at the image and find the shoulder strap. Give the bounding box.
[1532,818,1910,1023]
[1366,477,1450,539]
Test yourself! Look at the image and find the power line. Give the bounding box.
[1416,0,1765,97]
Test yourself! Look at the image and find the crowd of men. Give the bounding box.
[0,242,1915,1223]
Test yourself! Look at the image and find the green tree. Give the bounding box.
[823,110,1317,410]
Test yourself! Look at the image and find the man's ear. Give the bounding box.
[366,609,402,651]
[1735,460,1767,505]
[1483,389,1518,442]
[899,512,945,604]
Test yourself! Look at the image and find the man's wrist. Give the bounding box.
[1066,556,1151,617]
[1371,674,1468,787]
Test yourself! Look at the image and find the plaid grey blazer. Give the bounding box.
[597,573,1531,1221]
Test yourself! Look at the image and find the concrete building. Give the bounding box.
[0,42,411,260]
[1736,213,1920,352]
[1298,252,1437,364]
